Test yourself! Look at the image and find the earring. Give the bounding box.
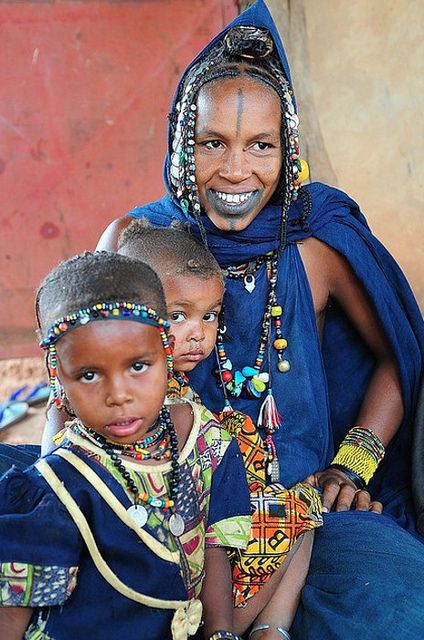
[48,345,69,411]
[298,158,309,183]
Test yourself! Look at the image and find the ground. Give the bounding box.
[0,357,47,445]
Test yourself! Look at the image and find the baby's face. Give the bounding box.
[164,275,224,372]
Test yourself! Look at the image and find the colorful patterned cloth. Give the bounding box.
[168,375,322,606]
[0,401,250,640]
[220,411,322,607]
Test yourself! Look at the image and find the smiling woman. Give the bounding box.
[194,76,282,231]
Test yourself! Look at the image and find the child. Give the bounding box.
[0,251,251,640]
[118,220,323,639]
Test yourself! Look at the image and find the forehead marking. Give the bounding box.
[236,88,244,138]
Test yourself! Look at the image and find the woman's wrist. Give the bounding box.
[330,426,385,486]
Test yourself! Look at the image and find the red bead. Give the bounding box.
[222,370,233,382]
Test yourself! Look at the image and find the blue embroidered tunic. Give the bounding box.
[0,403,250,640]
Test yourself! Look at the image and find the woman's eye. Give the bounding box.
[131,362,148,374]
[204,140,223,150]
[204,311,218,322]
[170,312,185,324]
[251,141,272,151]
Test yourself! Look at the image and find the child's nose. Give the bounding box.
[188,323,205,342]
[106,379,132,406]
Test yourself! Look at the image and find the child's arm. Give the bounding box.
[233,531,314,638]
[0,606,33,640]
[200,547,234,639]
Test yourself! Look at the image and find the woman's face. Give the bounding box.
[194,75,282,232]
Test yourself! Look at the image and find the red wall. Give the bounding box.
[0,0,237,358]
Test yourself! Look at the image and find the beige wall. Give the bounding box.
[268,0,423,310]
[305,0,424,308]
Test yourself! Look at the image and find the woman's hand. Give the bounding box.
[303,468,383,514]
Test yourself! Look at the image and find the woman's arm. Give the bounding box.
[41,402,69,456]
[96,216,132,251]
[0,606,33,640]
[300,237,403,511]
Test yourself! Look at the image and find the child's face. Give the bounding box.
[165,275,224,372]
[56,320,168,441]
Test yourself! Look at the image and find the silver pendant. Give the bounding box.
[169,512,185,536]
[244,273,255,293]
[127,504,148,528]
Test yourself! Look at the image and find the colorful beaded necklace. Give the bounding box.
[70,408,185,536]
[214,251,290,482]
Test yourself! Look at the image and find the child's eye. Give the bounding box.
[131,362,148,374]
[170,312,186,324]
[79,371,98,383]
[204,311,218,322]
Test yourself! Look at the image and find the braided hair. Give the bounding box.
[167,25,311,251]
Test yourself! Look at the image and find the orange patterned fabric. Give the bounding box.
[220,411,323,607]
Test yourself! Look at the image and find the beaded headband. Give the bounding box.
[40,301,173,409]
[40,301,170,348]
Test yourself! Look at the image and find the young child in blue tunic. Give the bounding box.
[0,251,251,640]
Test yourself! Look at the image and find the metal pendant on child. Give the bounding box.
[127,504,148,528]
[169,512,185,536]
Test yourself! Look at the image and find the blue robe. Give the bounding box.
[127,1,424,637]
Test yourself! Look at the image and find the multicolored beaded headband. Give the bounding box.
[39,302,173,409]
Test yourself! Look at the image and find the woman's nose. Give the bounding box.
[218,148,251,181]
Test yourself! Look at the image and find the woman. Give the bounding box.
[86,0,424,637]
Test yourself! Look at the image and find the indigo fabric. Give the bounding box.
[127,1,424,637]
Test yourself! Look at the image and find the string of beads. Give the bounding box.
[70,407,180,511]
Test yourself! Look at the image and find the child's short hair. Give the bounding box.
[117,218,223,285]
[36,250,167,337]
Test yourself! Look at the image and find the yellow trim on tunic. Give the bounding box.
[50,448,179,564]
[35,458,189,609]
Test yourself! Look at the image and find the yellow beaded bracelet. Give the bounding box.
[330,426,385,486]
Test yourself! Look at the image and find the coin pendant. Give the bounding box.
[169,512,185,536]
[127,504,148,528]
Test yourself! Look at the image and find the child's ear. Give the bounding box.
[168,333,176,353]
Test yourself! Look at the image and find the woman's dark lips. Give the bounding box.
[206,188,263,217]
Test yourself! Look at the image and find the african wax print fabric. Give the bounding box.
[169,375,322,606]
[220,410,322,607]
[0,402,250,640]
